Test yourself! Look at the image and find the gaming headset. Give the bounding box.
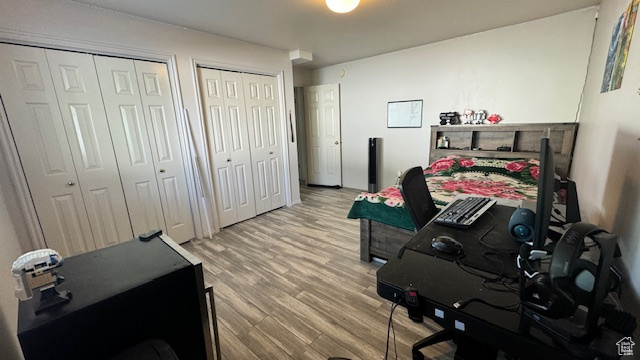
[519,222,613,319]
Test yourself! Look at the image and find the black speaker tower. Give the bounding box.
[368,138,380,193]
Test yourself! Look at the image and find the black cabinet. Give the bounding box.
[17,235,215,360]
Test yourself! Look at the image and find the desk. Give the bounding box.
[17,234,216,360]
[377,204,623,359]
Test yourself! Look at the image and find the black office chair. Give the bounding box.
[398,166,455,359]
[398,166,439,231]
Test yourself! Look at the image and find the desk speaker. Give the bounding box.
[509,208,535,242]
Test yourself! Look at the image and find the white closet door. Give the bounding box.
[45,49,133,248]
[134,60,194,242]
[198,68,237,227]
[243,73,285,214]
[197,68,256,228]
[221,71,256,224]
[94,56,167,237]
[0,44,96,256]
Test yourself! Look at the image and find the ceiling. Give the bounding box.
[72,0,600,69]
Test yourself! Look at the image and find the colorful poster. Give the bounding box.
[601,0,639,93]
[601,14,623,92]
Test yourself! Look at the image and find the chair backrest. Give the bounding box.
[398,166,439,231]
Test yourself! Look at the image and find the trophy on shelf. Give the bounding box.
[12,249,71,314]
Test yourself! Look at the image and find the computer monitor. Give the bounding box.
[532,135,555,251]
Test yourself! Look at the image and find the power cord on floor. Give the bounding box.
[384,298,401,360]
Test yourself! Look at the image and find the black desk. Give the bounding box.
[17,235,215,360]
[377,204,623,359]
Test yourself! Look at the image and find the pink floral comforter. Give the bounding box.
[347,156,540,230]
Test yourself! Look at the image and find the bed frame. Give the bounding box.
[360,122,579,262]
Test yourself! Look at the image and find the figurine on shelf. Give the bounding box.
[439,111,460,125]
[462,109,474,124]
[487,114,501,124]
[472,109,486,124]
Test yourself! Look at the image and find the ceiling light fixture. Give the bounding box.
[326,0,360,13]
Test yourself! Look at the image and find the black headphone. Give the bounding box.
[520,222,609,319]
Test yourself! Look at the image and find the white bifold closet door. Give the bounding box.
[0,43,194,256]
[45,50,135,249]
[242,73,285,215]
[198,68,256,228]
[94,56,193,242]
[0,44,133,255]
[198,67,286,228]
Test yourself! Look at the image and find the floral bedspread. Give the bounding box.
[347,156,540,231]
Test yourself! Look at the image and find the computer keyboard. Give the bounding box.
[434,196,497,228]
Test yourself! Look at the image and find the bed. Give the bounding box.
[349,123,579,262]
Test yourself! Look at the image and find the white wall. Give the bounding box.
[311,8,597,190]
[572,0,640,310]
[293,67,313,87]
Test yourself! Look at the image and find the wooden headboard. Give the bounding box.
[429,123,579,179]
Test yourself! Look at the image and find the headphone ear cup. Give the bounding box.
[570,259,598,305]
[509,208,535,242]
[523,274,554,312]
[523,273,578,319]
[549,278,578,318]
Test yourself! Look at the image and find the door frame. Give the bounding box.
[293,87,307,184]
[191,58,294,234]
[0,31,201,247]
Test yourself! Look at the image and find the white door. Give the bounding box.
[304,84,342,186]
[243,73,286,214]
[94,56,167,237]
[198,68,256,228]
[0,44,96,256]
[46,49,134,248]
[134,60,194,242]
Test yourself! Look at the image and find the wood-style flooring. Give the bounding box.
[182,186,455,360]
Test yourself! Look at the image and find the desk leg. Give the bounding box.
[412,330,454,360]
[205,286,222,360]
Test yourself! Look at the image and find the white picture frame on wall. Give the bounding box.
[387,100,423,128]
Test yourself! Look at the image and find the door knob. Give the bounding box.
[67,181,75,186]
[159,169,166,173]
[335,141,339,145]
[226,158,231,162]
[269,151,274,155]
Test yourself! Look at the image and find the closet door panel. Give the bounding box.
[255,160,269,203]
[234,163,252,207]
[243,73,285,214]
[94,56,166,237]
[0,44,95,256]
[221,71,255,222]
[244,79,269,215]
[135,60,194,242]
[198,68,256,228]
[46,49,133,248]
[198,68,239,228]
[217,168,235,213]
[261,76,285,208]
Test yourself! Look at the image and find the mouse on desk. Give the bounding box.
[432,235,464,255]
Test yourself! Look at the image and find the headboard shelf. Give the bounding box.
[430,123,578,178]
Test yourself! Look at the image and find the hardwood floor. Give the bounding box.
[182,186,455,360]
